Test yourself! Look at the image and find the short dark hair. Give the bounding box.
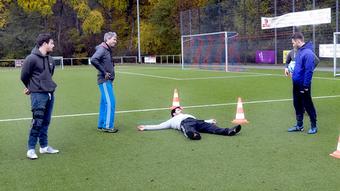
[36,33,53,47]
[291,32,304,41]
[171,106,181,117]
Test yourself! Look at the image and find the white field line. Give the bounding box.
[179,74,273,80]
[117,71,179,80]
[118,69,340,81]
[1,94,340,123]
[117,71,272,80]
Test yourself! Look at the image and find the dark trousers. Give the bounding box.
[28,93,54,150]
[180,118,228,139]
[292,83,317,127]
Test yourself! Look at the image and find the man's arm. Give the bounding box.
[302,51,315,91]
[137,119,172,131]
[20,57,32,88]
[90,47,106,75]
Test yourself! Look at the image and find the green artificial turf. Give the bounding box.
[0,65,340,191]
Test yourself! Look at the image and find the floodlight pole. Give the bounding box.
[137,0,141,63]
[337,0,339,33]
[292,0,295,33]
[335,0,339,32]
[313,0,315,52]
[274,0,277,64]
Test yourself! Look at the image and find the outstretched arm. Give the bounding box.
[137,119,172,131]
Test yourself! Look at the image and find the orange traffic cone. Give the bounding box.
[170,88,182,110]
[232,97,248,125]
[330,136,340,159]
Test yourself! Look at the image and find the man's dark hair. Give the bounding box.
[291,32,304,41]
[171,106,181,117]
[36,33,53,47]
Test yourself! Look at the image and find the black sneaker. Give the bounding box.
[103,128,119,133]
[227,125,241,136]
[288,125,304,132]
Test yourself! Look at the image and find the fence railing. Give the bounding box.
[0,55,181,67]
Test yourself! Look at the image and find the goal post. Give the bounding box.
[181,31,238,72]
[52,56,64,69]
[334,32,340,77]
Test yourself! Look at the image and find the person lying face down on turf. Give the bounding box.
[137,106,241,140]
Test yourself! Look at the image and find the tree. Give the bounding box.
[0,0,11,29]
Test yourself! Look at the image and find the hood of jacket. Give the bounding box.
[95,42,112,52]
[31,46,50,58]
[299,41,313,52]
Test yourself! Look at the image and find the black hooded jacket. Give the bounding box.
[20,47,57,93]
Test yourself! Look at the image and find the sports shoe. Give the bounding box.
[308,127,318,134]
[227,125,242,136]
[39,146,59,154]
[27,149,38,160]
[288,125,304,132]
[103,128,119,133]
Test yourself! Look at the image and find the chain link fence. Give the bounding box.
[180,0,339,67]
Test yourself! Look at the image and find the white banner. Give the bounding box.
[144,56,156,63]
[261,8,331,30]
[319,44,340,58]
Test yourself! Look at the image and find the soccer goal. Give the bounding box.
[52,56,64,69]
[333,32,340,77]
[181,31,239,72]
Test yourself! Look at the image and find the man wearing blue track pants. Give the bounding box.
[287,32,318,134]
[90,32,118,133]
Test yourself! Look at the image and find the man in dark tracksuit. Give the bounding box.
[21,33,59,160]
[90,32,118,133]
[287,32,318,134]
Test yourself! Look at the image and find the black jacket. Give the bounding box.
[20,47,57,93]
[90,42,115,84]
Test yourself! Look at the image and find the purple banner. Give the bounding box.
[255,50,275,64]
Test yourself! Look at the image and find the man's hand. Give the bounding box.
[105,72,111,80]
[137,125,145,131]
[300,88,309,93]
[205,119,217,124]
[284,68,290,76]
[23,88,30,95]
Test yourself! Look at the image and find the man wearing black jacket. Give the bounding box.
[21,33,59,160]
[90,32,118,133]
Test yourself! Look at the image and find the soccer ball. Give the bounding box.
[288,61,295,73]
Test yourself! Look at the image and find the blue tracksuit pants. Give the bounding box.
[98,81,115,129]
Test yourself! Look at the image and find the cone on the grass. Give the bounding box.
[170,88,182,110]
[232,97,248,125]
[330,136,340,159]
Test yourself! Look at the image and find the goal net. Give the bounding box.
[52,56,64,69]
[333,32,340,77]
[181,31,239,72]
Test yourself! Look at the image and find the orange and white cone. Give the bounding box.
[330,136,340,159]
[170,88,182,110]
[232,97,248,125]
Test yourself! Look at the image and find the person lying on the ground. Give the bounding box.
[137,106,241,140]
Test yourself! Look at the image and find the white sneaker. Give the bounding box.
[39,146,59,154]
[27,149,38,160]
